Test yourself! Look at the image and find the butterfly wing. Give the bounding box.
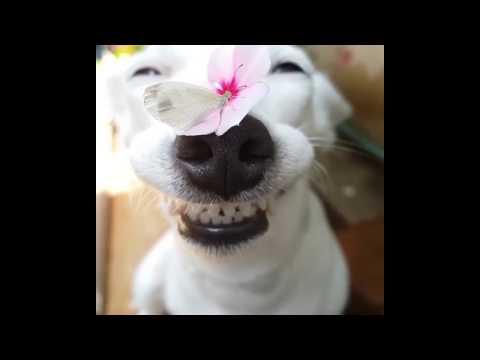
[144,82,223,132]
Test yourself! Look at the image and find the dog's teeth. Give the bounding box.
[207,204,220,217]
[258,198,267,211]
[223,203,236,218]
[200,212,211,224]
[239,202,255,218]
[221,216,232,225]
[177,198,271,225]
[233,213,244,223]
[211,215,222,225]
[186,204,200,221]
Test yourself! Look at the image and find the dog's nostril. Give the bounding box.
[239,139,274,163]
[175,137,213,163]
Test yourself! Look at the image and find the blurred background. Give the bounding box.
[96,45,384,315]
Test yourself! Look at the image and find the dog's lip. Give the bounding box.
[179,210,268,246]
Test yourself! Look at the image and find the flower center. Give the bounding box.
[217,78,240,101]
[223,90,232,99]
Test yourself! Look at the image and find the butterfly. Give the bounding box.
[144,81,231,134]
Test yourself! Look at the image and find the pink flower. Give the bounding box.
[184,45,271,136]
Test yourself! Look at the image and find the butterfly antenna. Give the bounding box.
[233,63,244,79]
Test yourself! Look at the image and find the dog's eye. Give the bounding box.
[132,67,161,77]
[271,62,304,74]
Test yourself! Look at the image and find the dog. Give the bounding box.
[106,45,353,315]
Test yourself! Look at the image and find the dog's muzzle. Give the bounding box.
[172,115,274,249]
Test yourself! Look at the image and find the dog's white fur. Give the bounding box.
[106,45,352,314]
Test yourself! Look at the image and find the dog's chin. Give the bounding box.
[160,188,288,254]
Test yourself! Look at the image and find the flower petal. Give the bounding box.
[215,82,268,136]
[208,45,235,87]
[182,108,222,136]
[233,46,271,87]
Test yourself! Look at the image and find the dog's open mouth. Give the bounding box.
[161,196,272,250]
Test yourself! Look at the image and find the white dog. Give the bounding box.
[106,45,353,315]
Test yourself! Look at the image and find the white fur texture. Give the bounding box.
[106,45,352,314]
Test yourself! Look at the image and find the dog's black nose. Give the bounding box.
[174,115,274,200]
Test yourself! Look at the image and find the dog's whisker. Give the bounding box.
[308,138,359,148]
[310,143,363,152]
[309,142,375,160]
[307,137,373,159]
[313,161,329,179]
[307,136,364,148]
[129,185,165,215]
[309,160,333,194]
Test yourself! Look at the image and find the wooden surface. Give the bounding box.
[105,191,169,315]
[96,192,111,314]
[337,218,384,314]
